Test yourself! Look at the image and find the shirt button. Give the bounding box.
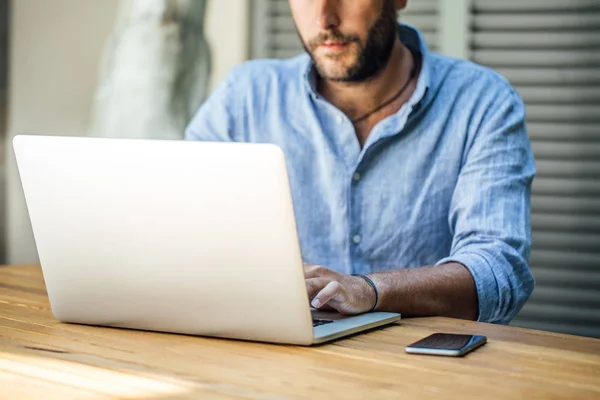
[352,235,362,245]
[336,115,344,124]
[352,172,361,182]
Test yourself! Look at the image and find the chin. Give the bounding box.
[315,59,356,81]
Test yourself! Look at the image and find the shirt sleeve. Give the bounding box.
[436,86,536,324]
[184,67,241,142]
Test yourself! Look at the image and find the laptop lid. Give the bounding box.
[13,135,315,345]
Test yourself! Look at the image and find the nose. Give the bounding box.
[314,0,340,30]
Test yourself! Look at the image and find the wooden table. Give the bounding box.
[1,265,599,399]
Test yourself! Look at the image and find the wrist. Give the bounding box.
[351,274,378,313]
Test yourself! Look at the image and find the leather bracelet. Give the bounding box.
[351,274,378,313]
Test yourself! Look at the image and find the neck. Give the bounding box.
[317,40,413,121]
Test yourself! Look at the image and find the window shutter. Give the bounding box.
[251,0,440,58]
[400,0,439,52]
[251,0,301,59]
[471,0,600,338]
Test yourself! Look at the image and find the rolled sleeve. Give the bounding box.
[439,86,536,324]
[436,252,499,322]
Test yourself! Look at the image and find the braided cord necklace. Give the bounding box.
[350,49,420,124]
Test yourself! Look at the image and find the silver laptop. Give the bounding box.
[13,134,401,345]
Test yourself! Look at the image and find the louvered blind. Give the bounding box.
[251,0,439,58]
[251,0,301,58]
[399,0,439,52]
[471,0,600,338]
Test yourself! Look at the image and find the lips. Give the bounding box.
[319,42,348,50]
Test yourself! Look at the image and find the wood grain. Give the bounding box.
[1,264,599,399]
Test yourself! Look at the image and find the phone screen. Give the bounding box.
[405,333,487,356]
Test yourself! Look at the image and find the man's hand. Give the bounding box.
[304,263,376,315]
[304,262,479,320]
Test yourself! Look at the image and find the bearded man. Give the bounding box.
[185,0,535,324]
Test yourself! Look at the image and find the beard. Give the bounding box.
[302,2,398,82]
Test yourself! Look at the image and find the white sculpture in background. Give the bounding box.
[89,0,210,140]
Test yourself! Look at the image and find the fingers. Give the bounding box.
[305,277,329,299]
[303,264,358,314]
[303,263,330,279]
[311,281,345,309]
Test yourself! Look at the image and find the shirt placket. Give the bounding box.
[348,110,416,275]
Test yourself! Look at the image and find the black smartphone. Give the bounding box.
[404,333,487,357]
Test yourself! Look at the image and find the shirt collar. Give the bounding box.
[302,23,432,107]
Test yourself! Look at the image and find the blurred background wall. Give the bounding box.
[1,0,598,338]
[2,0,249,266]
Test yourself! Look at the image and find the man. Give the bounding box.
[185,0,535,324]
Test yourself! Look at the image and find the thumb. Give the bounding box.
[311,281,343,309]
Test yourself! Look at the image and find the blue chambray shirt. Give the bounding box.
[185,24,535,324]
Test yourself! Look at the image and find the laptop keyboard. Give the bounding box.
[313,319,334,327]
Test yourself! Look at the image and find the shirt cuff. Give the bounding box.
[436,252,501,323]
